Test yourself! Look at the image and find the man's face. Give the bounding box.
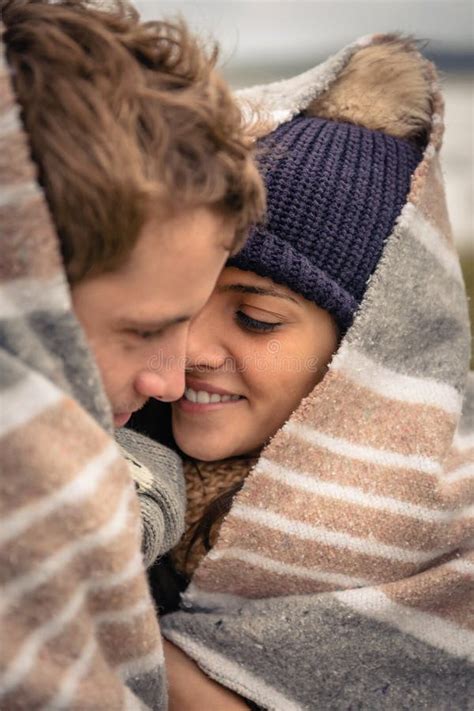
[72,207,233,428]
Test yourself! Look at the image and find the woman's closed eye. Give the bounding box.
[235,310,282,333]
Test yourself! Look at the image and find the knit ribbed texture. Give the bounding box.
[229,116,422,331]
[170,457,257,578]
[116,428,186,569]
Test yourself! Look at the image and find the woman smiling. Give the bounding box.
[173,268,338,462]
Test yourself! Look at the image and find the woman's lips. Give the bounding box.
[113,412,132,428]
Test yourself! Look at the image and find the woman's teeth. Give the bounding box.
[184,388,241,404]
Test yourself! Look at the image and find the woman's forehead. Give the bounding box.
[218,266,300,302]
[217,267,336,324]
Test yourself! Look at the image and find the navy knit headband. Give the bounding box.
[228,115,422,332]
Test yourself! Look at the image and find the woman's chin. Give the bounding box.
[174,435,228,462]
[173,432,249,462]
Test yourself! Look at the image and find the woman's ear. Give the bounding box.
[305,35,433,145]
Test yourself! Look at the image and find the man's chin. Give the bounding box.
[112,400,148,428]
[113,412,133,428]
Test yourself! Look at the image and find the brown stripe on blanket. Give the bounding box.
[239,473,460,553]
[0,600,92,684]
[0,195,63,281]
[0,133,39,186]
[0,606,78,676]
[0,73,19,116]
[288,371,456,460]
[0,474,134,585]
[455,516,474,544]
[0,657,125,711]
[89,571,149,616]
[408,84,445,203]
[0,615,126,710]
[51,645,128,711]
[443,446,474,473]
[410,155,454,243]
[97,608,163,667]
[381,560,474,629]
[0,512,142,638]
[66,650,134,711]
[193,557,338,598]
[196,517,421,591]
[0,548,154,681]
[88,548,148,592]
[439,449,474,504]
[0,666,126,711]
[442,479,474,509]
[0,400,120,514]
[267,430,442,507]
[0,49,63,283]
[430,86,446,150]
[0,77,37,187]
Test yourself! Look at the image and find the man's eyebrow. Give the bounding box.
[116,315,190,331]
[218,283,299,304]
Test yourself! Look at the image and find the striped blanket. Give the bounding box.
[161,36,474,709]
[0,29,166,710]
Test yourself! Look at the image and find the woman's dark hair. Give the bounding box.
[186,474,243,556]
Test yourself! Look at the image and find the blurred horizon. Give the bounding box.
[137,1,474,69]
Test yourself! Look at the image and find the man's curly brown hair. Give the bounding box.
[2,0,265,282]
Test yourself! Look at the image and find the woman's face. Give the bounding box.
[171,267,339,460]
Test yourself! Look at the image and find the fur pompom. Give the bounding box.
[306,36,433,144]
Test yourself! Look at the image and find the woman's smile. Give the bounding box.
[178,378,245,413]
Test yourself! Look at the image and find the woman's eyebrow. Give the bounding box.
[218,283,299,304]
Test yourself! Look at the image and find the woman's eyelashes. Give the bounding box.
[235,310,282,333]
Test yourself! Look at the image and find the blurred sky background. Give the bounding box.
[136,1,473,342]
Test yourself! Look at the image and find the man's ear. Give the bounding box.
[305,35,433,145]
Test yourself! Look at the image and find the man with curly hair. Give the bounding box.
[0,1,263,707]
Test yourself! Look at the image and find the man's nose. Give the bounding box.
[134,360,186,403]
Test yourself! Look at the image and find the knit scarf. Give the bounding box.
[171,456,258,578]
